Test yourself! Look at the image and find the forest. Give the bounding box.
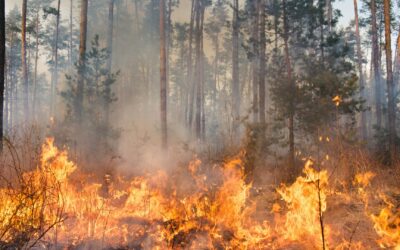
[0,0,399,249]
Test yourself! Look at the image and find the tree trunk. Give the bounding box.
[232,0,240,136]
[0,0,5,150]
[371,0,382,129]
[194,0,202,140]
[325,0,332,31]
[187,0,195,128]
[51,0,61,117]
[160,0,168,149]
[252,0,259,123]
[107,0,114,71]
[353,0,367,140]
[200,5,205,141]
[105,0,114,124]
[76,0,88,121]
[69,0,73,67]
[21,0,29,121]
[383,0,396,160]
[33,10,40,121]
[258,0,266,124]
[283,0,295,171]
[394,24,400,87]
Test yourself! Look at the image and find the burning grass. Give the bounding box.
[0,138,399,249]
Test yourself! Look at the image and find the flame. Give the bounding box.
[1,138,398,249]
[0,139,271,248]
[332,95,342,107]
[276,159,329,248]
[371,194,400,249]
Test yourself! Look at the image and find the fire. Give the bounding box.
[275,159,329,249]
[370,194,400,249]
[1,138,398,249]
[0,139,271,248]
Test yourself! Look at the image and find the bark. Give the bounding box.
[107,0,114,71]
[194,0,202,140]
[51,0,61,116]
[232,0,240,135]
[325,0,332,31]
[283,0,295,171]
[252,0,259,123]
[371,0,382,129]
[200,6,205,141]
[160,0,168,149]
[383,0,396,160]
[76,0,88,121]
[353,0,367,140]
[394,25,400,87]
[105,0,114,124]
[319,0,325,62]
[69,0,73,67]
[187,0,195,128]
[258,0,266,124]
[33,10,40,121]
[0,0,4,150]
[212,33,219,115]
[21,0,29,120]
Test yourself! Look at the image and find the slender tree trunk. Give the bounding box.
[200,5,205,141]
[252,0,259,123]
[51,0,61,117]
[107,0,114,71]
[353,0,367,140]
[273,0,278,51]
[394,24,400,87]
[232,0,240,136]
[105,0,114,125]
[21,0,29,121]
[8,32,14,129]
[212,33,219,115]
[76,0,88,121]
[258,0,266,124]
[33,10,40,121]
[0,0,5,150]
[319,0,325,62]
[371,0,382,129]
[160,0,168,149]
[383,0,396,160]
[69,0,73,67]
[187,0,195,128]
[194,0,202,140]
[283,0,295,171]
[325,0,332,32]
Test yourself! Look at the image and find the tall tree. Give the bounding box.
[251,0,259,123]
[76,0,88,121]
[0,0,4,150]
[383,0,396,160]
[354,0,367,140]
[160,0,168,148]
[394,23,400,86]
[232,0,240,135]
[21,0,29,120]
[187,0,195,128]
[258,0,266,124]
[371,0,382,129]
[69,0,73,67]
[107,0,114,71]
[50,0,61,116]
[194,0,202,140]
[283,0,295,170]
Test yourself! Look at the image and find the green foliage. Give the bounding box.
[61,35,119,155]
